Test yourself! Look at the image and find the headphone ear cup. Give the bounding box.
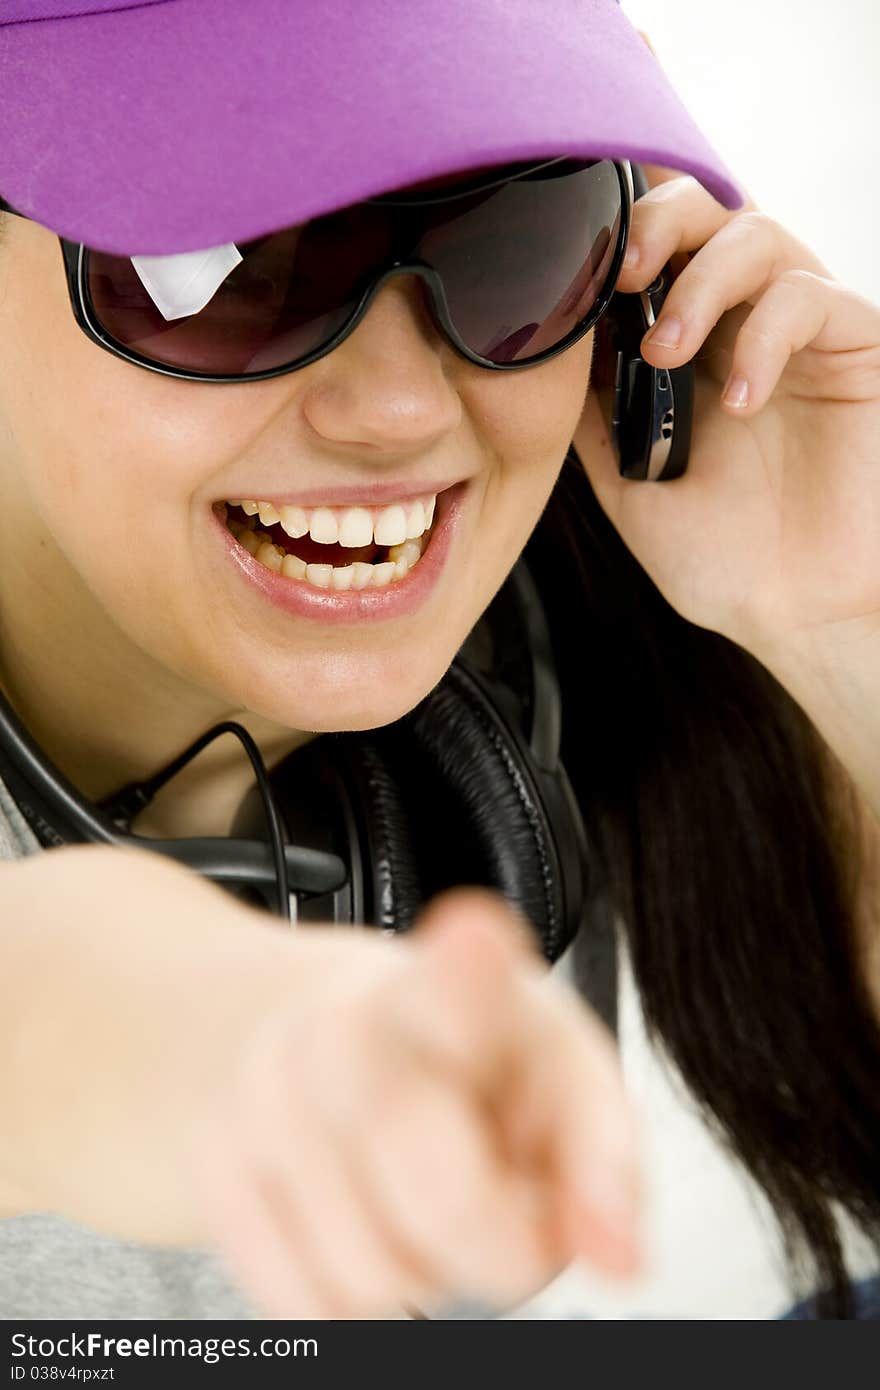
[250,733,424,932]
[316,733,424,932]
[238,656,575,960]
[370,659,571,961]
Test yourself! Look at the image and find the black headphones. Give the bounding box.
[0,554,593,963]
[0,162,690,1019]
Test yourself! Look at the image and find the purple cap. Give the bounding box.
[0,0,746,255]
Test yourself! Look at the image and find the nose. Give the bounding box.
[300,273,463,455]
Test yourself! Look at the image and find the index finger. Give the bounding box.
[503,968,644,1278]
[386,886,547,1092]
[388,891,644,1276]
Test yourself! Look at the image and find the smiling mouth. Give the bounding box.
[217,494,438,591]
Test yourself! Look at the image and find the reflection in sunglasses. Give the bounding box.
[85,158,624,376]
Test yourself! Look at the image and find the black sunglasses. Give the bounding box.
[0,156,632,384]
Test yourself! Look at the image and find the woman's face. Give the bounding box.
[0,188,594,742]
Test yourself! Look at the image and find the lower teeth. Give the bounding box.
[226,513,428,590]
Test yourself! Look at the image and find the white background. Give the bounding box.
[622,0,879,302]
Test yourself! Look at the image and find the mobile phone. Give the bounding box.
[590,161,694,481]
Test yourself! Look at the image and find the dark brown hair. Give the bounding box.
[525,450,880,1318]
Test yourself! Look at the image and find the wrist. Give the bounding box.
[0,849,332,1243]
[745,617,880,821]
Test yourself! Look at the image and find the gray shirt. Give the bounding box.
[0,770,262,1320]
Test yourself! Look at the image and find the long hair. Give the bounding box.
[524,449,880,1318]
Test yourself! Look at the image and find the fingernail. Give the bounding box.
[723,374,750,408]
[623,242,640,270]
[646,314,681,348]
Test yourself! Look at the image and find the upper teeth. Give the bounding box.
[226,493,437,547]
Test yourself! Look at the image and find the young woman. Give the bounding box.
[0,0,878,1321]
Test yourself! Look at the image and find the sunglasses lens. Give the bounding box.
[85,203,397,377]
[418,158,623,364]
[84,159,623,377]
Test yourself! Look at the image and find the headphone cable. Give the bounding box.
[97,720,291,923]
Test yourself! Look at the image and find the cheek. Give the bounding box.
[5,254,160,535]
[6,273,244,586]
[466,334,593,557]
[469,334,592,452]
[14,377,184,602]
[2,301,263,685]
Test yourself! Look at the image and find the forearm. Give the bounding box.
[0,848,323,1244]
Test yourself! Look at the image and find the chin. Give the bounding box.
[226,649,451,737]
[296,683,437,735]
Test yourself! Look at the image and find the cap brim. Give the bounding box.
[0,0,747,255]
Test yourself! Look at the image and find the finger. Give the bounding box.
[313,891,563,1307]
[257,1161,432,1321]
[717,271,880,415]
[198,1140,335,1320]
[259,1023,444,1318]
[383,886,546,1093]
[620,173,765,288]
[505,971,645,1280]
[347,1052,559,1310]
[415,883,543,961]
[635,211,837,375]
[372,891,644,1287]
[638,160,695,192]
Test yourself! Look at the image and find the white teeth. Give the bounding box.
[227,491,439,547]
[279,505,309,539]
[405,499,426,540]
[308,507,339,545]
[370,562,397,587]
[226,495,435,590]
[374,505,408,547]
[305,563,333,588]
[330,564,354,590]
[350,562,374,589]
[255,541,282,572]
[389,538,423,580]
[232,530,425,589]
[237,529,261,554]
[281,552,307,580]
[337,507,374,548]
[387,538,422,566]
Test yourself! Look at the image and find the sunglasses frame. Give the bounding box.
[0,157,633,384]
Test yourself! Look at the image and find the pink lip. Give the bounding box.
[218,478,463,508]
[210,479,468,625]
